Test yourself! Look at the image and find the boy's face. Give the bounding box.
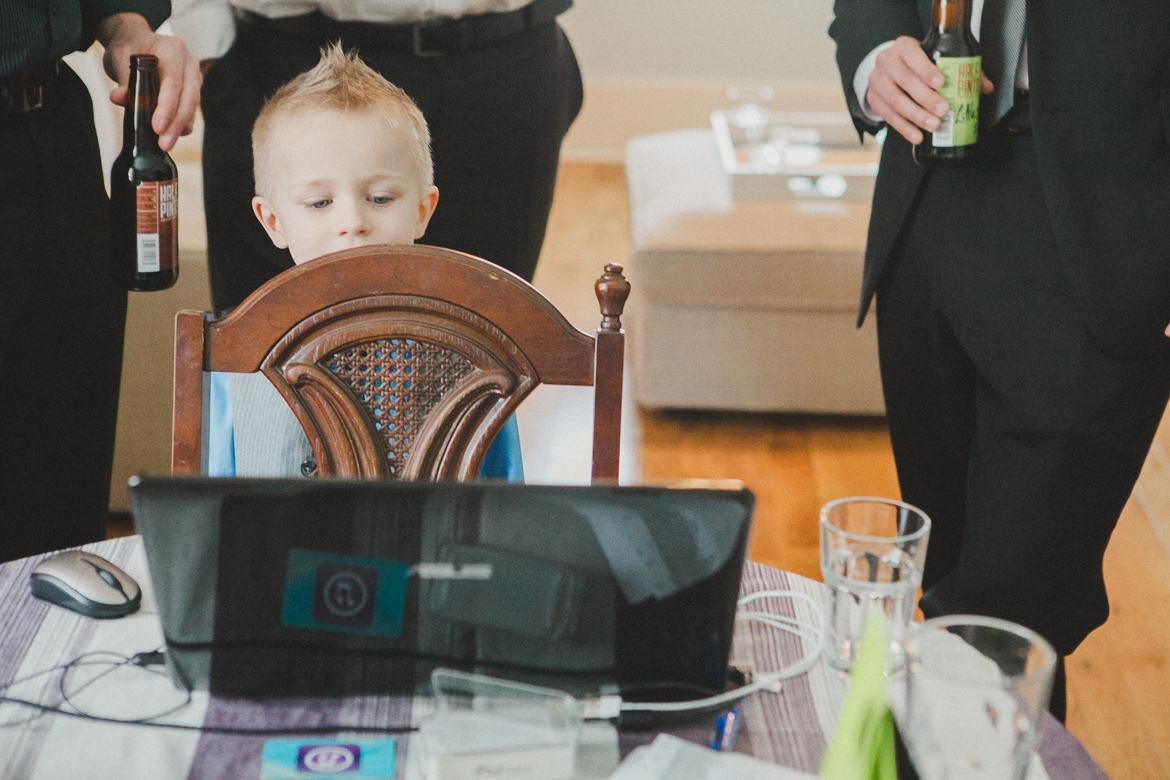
[252,108,439,265]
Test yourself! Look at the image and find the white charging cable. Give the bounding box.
[602,588,824,716]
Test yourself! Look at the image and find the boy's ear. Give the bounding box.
[414,186,439,241]
[252,196,290,249]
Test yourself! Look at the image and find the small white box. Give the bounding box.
[419,670,582,780]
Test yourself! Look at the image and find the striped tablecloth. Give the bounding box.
[0,537,1108,779]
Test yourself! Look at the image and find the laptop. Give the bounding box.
[129,476,754,700]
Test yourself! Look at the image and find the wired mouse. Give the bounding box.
[30,550,142,618]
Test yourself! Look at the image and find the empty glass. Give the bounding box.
[820,497,931,671]
[902,615,1057,780]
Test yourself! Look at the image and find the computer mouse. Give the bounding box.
[29,550,142,619]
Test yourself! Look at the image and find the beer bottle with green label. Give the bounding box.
[914,0,981,168]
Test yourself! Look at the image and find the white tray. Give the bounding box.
[711,110,882,203]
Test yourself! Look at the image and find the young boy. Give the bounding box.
[209,45,521,480]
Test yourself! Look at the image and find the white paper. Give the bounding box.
[608,734,818,780]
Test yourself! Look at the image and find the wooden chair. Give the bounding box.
[172,246,630,482]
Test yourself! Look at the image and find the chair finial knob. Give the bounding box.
[595,263,630,333]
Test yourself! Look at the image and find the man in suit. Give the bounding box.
[830,0,1170,719]
[170,0,582,315]
[0,2,199,562]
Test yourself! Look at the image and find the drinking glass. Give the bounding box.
[902,615,1057,780]
[819,497,931,671]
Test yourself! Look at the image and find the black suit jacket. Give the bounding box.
[830,0,1170,355]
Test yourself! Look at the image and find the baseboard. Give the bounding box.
[561,77,848,164]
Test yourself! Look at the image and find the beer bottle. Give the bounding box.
[110,54,179,291]
[914,0,981,168]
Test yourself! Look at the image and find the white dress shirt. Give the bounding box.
[854,0,1029,124]
[171,0,535,60]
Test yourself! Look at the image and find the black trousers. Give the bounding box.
[876,126,1170,706]
[0,66,128,562]
[200,16,584,314]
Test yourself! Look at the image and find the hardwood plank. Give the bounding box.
[806,416,901,511]
[638,410,898,581]
[1066,495,1170,779]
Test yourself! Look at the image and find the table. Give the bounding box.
[0,537,1107,779]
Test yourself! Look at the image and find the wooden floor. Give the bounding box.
[537,162,1170,779]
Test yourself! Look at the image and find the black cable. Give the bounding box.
[0,696,416,735]
[56,649,193,724]
[0,652,142,728]
[0,649,416,736]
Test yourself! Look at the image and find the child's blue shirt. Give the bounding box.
[208,372,523,481]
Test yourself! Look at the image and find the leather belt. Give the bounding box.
[998,90,1031,134]
[0,61,61,114]
[239,0,572,57]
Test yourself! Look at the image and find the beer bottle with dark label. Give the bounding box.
[914,0,981,168]
[110,54,179,291]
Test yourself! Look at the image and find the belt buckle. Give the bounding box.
[21,84,43,112]
[412,18,462,57]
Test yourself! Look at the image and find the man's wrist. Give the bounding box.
[95,12,152,49]
[854,40,897,125]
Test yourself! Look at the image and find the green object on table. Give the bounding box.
[819,611,898,780]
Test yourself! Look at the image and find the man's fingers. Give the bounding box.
[102,47,132,106]
[895,37,944,90]
[868,91,924,145]
[876,41,949,117]
[152,39,202,150]
[153,58,181,139]
[866,35,958,140]
[870,68,945,131]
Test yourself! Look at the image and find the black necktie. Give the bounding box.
[980,0,1027,126]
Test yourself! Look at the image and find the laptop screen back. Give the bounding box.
[130,477,753,699]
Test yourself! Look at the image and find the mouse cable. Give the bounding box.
[0,650,150,728]
[0,649,417,736]
[0,695,418,735]
[585,588,825,719]
[57,647,193,724]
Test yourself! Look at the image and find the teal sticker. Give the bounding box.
[260,738,397,779]
[282,549,408,638]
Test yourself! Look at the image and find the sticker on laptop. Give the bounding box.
[260,738,396,779]
[282,550,408,638]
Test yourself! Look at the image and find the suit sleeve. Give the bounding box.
[81,0,171,33]
[830,0,924,136]
[79,0,170,53]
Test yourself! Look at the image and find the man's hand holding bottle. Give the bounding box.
[96,13,201,152]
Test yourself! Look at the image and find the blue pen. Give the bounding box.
[711,707,740,751]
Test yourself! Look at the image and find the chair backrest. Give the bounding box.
[172,246,629,482]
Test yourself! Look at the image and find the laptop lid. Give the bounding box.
[129,476,754,700]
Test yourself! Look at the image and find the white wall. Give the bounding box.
[558,0,848,161]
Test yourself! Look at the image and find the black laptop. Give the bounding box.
[129,476,753,701]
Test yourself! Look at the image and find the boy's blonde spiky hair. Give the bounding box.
[252,42,433,198]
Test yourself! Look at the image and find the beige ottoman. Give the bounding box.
[625,128,884,414]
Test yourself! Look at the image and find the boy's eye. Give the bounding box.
[369,195,394,205]
[308,199,332,209]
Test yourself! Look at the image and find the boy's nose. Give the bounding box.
[337,203,370,236]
